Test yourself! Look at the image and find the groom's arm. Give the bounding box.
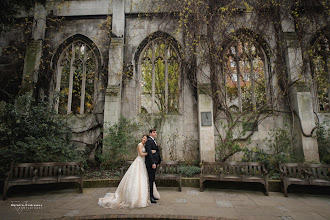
[145,140,155,165]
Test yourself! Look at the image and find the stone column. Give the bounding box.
[19,4,46,95]
[285,32,320,162]
[103,0,125,152]
[104,38,124,126]
[198,84,215,162]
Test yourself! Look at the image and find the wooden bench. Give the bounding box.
[120,161,182,191]
[3,161,84,200]
[200,161,269,195]
[279,163,330,197]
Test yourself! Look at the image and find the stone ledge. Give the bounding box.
[0,178,282,193]
[70,178,282,192]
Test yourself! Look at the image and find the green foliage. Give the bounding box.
[141,40,179,113]
[216,131,242,162]
[265,127,292,162]
[316,122,330,164]
[59,42,96,114]
[241,126,299,179]
[0,94,79,179]
[241,147,282,180]
[180,165,201,177]
[241,147,271,167]
[216,121,245,162]
[99,116,139,170]
[0,0,47,33]
[265,127,295,178]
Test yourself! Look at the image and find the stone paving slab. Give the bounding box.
[0,187,329,220]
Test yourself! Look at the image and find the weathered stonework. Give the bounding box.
[1,0,328,163]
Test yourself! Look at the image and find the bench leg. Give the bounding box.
[200,180,204,192]
[283,182,289,197]
[3,189,7,200]
[264,180,269,196]
[80,179,84,193]
[264,185,269,196]
[3,182,9,200]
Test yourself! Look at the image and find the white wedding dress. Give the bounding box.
[98,144,160,208]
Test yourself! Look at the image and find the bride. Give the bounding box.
[98,135,160,208]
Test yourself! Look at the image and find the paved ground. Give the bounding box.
[0,187,329,220]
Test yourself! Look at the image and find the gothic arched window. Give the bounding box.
[55,40,97,115]
[139,37,180,114]
[311,34,330,112]
[224,38,268,112]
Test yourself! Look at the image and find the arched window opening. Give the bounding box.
[224,39,267,112]
[311,34,330,112]
[140,38,180,114]
[55,40,97,115]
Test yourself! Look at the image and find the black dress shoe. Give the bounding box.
[150,198,157,203]
[152,197,159,200]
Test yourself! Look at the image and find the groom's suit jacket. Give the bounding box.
[145,137,162,166]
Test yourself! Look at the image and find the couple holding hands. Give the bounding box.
[98,128,162,208]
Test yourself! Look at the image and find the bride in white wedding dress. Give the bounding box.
[98,135,160,208]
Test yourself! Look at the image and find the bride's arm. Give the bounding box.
[138,143,148,157]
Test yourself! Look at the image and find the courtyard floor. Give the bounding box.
[0,187,329,220]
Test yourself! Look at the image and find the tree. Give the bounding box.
[0,94,80,178]
[147,0,329,161]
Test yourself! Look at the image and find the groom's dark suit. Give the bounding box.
[145,136,162,200]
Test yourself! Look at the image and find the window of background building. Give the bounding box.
[139,38,180,114]
[224,39,266,112]
[55,40,97,115]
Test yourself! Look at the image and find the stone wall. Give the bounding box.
[1,0,328,163]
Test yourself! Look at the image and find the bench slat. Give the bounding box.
[200,161,268,195]
[279,163,330,197]
[18,167,24,179]
[29,167,34,177]
[3,161,84,200]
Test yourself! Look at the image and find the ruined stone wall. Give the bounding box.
[1,0,328,162]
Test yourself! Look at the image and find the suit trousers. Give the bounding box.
[146,165,156,198]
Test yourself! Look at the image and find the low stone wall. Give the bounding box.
[83,178,281,192]
[2,178,330,195]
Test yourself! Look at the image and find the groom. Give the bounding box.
[145,128,162,203]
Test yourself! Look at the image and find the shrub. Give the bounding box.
[241,126,296,179]
[180,165,201,177]
[99,115,139,170]
[264,127,293,168]
[241,147,271,168]
[0,95,80,179]
[317,122,330,164]
[241,147,282,179]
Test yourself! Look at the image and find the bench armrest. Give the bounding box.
[58,168,62,181]
[33,169,38,176]
[119,166,127,177]
[302,169,312,178]
[4,171,12,182]
[279,167,285,179]
[262,168,268,176]
[32,169,38,183]
[80,167,85,177]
